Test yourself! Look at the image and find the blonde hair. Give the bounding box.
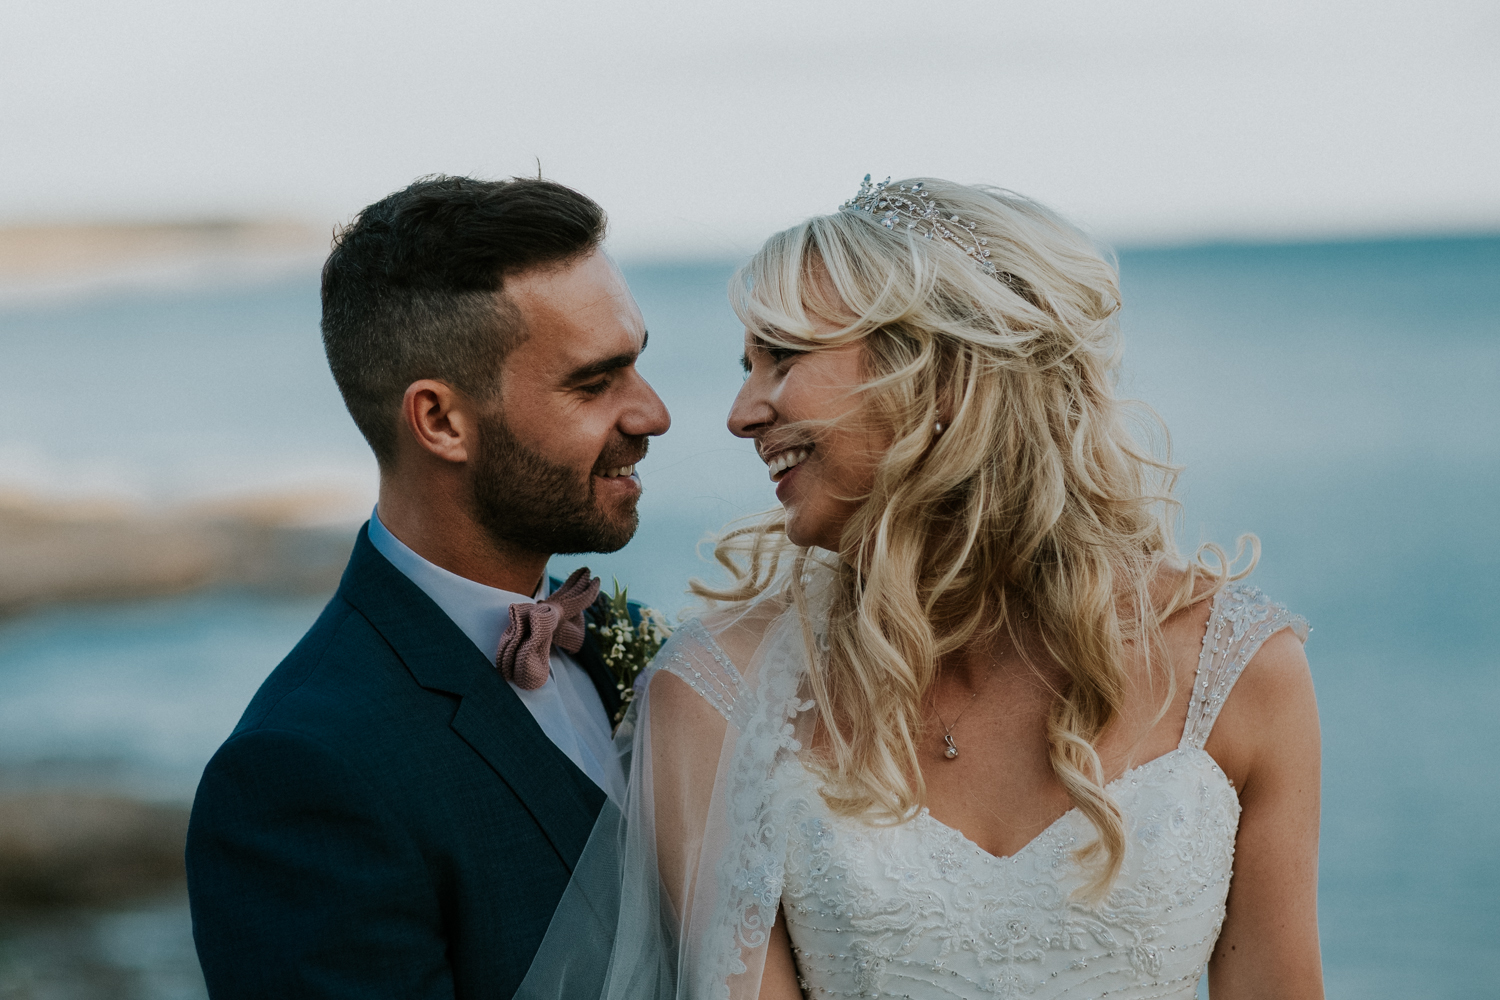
[697,178,1246,899]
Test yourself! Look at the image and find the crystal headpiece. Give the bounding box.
[839,174,1000,280]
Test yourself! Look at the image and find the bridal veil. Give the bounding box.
[515,576,827,1000]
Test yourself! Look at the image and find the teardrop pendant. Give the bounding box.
[943,733,959,760]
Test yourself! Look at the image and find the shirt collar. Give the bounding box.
[366,507,549,660]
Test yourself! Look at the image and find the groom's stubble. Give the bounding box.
[468,408,646,558]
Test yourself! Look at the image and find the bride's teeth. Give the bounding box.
[767,448,810,481]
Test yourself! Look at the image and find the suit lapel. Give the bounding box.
[340,528,605,870]
[444,688,604,870]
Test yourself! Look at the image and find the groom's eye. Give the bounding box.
[578,377,610,396]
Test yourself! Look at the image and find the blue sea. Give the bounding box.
[1,236,1496,997]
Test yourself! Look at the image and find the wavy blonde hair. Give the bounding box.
[696,178,1248,898]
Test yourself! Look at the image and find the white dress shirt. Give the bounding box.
[366,508,624,802]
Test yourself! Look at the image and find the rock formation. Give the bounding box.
[0,491,357,616]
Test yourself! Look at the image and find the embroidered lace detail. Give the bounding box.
[1180,582,1310,752]
[779,750,1238,999]
[661,618,815,1000]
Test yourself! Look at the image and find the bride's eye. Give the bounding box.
[744,337,805,376]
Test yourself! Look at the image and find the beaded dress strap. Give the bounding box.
[652,618,749,723]
[1179,582,1310,752]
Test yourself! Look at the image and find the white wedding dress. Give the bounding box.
[516,580,1307,1000]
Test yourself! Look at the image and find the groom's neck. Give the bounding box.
[376,477,549,597]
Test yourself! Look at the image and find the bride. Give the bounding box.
[520,176,1322,999]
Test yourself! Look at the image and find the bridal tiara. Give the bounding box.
[839,174,1000,280]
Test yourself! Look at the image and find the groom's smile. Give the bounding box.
[477,249,669,555]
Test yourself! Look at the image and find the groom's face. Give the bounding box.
[468,251,670,556]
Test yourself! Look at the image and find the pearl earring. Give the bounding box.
[934,421,945,434]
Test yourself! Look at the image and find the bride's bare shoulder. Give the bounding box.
[1153,566,1316,789]
[1204,598,1316,793]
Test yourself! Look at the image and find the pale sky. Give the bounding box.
[2,0,1496,256]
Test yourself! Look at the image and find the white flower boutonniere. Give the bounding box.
[588,580,673,726]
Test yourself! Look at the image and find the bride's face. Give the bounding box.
[728,323,890,550]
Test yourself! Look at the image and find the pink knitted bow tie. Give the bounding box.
[495,567,601,690]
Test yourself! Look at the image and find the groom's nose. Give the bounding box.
[620,371,671,438]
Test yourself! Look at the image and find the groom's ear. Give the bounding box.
[401,379,476,465]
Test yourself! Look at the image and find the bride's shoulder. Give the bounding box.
[647,618,743,723]
[1177,577,1316,789]
[1206,579,1314,712]
[646,592,793,724]
[1154,568,1308,675]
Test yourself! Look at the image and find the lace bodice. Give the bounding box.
[779,749,1230,999]
[654,581,1306,1000]
[775,583,1306,1000]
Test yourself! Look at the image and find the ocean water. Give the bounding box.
[0,236,1496,997]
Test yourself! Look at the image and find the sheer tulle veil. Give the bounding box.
[515,569,833,1000]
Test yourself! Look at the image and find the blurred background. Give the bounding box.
[1,1,1496,997]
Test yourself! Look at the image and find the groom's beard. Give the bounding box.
[468,411,643,557]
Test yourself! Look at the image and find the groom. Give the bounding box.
[186,176,670,998]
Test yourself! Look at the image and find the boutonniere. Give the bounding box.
[588,580,673,726]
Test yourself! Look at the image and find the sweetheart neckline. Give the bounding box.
[908,744,1236,864]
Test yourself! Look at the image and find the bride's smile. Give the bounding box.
[763,444,810,481]
[729,326,890,550]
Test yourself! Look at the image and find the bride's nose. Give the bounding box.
[728,376,774,440]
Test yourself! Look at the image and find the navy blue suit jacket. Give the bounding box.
[186,526,624,999]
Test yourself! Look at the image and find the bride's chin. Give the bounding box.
[782,509,835,551]
[781,507,812,547]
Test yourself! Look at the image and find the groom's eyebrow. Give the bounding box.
[564,330,649,383]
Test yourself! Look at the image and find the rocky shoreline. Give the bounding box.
[0,492,359,918]
[0,793,190,909]
[0,491,358,617]
[0,219,327,306]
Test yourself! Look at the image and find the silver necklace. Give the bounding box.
[933,653,1001,760]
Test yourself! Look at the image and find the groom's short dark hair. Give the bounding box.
[321,175,607,465]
